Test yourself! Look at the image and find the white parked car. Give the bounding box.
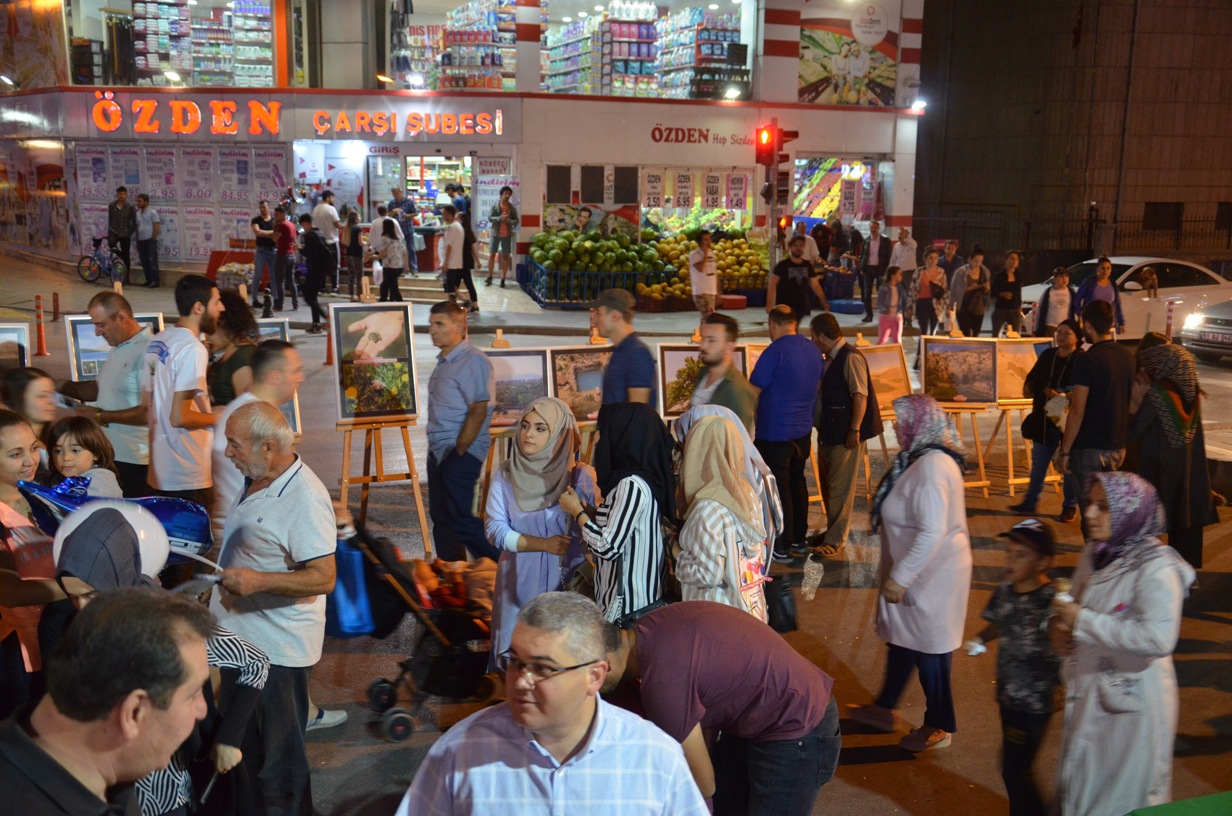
[1021,256,1231,340]
[1179,297,1232,362]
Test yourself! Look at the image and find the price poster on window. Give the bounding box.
[75,147,110,201]
[703,173,723,209]
[179,148,216,202]
[77,203,109,254]
[726,174,749,209]
[142,148,177,201]
[181,206,217,260]
[219,208,252,243]
[109,146,142,194]
[155,205,180,260]
[674,172,693,210]
[644,171,663,208]
[253,147,289,205]
[218,148,253,205]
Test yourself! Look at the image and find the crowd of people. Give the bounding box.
[0,213,1220,816]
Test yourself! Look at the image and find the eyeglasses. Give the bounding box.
[498,651,600,685]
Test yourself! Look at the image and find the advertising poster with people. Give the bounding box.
[474,176,519,233]
[0,141,69,255]
[799,0,901,106]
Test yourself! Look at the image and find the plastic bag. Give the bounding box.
[372,260,383,286]
[325,537,375,638]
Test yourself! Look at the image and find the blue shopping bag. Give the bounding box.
[325,537,375,638]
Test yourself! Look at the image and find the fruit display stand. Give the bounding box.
[524,260,669,309]
[822,265,857,300]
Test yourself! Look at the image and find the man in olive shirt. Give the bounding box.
[691,312,757,432]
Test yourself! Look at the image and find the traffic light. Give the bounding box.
[755,124,775,167]
[775,170,791,206]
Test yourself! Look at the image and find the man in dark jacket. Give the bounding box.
[691,313,757,432]
[859,220,890,322]
[107,185,137,282]
[297,214,332,333]
[809,312,881,559]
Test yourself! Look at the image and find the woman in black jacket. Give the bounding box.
[1010,319,1083,521]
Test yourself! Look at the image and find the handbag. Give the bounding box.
[1021,410,1045,442]
[325,537,375,638]
[764,575,797,633]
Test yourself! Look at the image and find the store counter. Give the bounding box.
[416,226,444,272]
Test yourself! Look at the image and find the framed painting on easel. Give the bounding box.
[862,343,912,407]
[549,345,615,422]
[488,347,551,427]
[996,337,1053,404]
[329,302,418,424]
[921,336,998,405]
[658,342,748,418]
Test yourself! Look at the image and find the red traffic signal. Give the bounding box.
[755,126,775,166]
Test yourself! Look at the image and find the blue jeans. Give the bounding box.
[272,253,294,309]
[136,238,159,285]
[1021,441,1078,511]
[711,696,841,816]
[876,643,957,733]
[427,448,499,562]
[253,248,277,301]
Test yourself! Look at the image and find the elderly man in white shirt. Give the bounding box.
[888,226,918,273]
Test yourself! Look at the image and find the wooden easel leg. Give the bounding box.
[1005,410,1016,497]
[810,437,824,507]
[861,444,872,502]
[339,428,354,508]
[359,428,375,526]
[401,424,432,558]
[969,413,989,499]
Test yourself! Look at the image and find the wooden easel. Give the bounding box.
[943,404,991,497]
[986,400,1062,497]
[337,418,432,555]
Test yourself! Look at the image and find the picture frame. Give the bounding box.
[996,337,1054,404]
[488,347,552,427]
[862,343,912,407]
[329,303,418,424]
[254,318,303,435]
[62,313,164,381]
[0,323,30,370]
[743,343,769,376]
[920,336,998,405]
[658,342,748,417]
[548,345,615,422]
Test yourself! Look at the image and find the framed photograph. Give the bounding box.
[330,303,418,424]
[0,323,30,371]
[996,338,1054,404]
[254,318,303,434]
[658,343,748,417]
[921,336,998,405]
[549,345,615,422]
[62,313,164,381]
[863,343,912,406]
[744,343,769,375]
[488,347,551,427]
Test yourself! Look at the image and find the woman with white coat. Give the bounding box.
[848,394,972,753]
[1050,471,1194,816]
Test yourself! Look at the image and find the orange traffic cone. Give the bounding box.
[324,324,334,366]
[34,295,50,356]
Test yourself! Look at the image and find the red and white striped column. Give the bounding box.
[515,0,542,92]
[885,0,925,231]
[753,0,802,103]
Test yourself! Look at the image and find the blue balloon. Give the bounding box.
[19,477,213,559]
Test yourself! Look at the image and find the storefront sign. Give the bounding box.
[674,172,693,209]
[644,171,664,208]
[90,91,282,137]
[703,173,723,209]
[476,157,512,176]
[726,174,748,209]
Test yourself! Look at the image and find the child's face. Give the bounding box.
[53,434,96,478]
[1004,540,1049,585]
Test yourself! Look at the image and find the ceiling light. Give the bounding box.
[187,0,197,4]
[163,70,181,82]
[910,99,927,112]
[376,74,394,83]
[0,75,14,87]
[708,3,718,7]
[577,11,587,17]
[724,85,741,99]
[562,15,572,21]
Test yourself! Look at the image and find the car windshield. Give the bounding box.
[1067,261,1133,287]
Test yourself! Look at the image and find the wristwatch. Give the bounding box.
[96,409,109,427]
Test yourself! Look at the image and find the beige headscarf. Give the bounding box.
[681,415,757,525]
[503,397,580,513]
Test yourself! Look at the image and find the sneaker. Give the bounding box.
[790,540,812,556]
[1008,502,1036,515]
[771,544,793,563]
[307,323,322,334]
[1059,506,1079,523]
[899,727,951,753]
[306,708,348,732]
[847,703,896,733]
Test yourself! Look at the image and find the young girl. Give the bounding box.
[46,416,123,497]
[877,266,908,344]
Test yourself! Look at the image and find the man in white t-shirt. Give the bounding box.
[888,227,918,272]
[311,190,342,292]
[794,221,820,265]
[141,274,223,508]
[439,204,466,295]
[212,401,336,816]
[687,229,719,330]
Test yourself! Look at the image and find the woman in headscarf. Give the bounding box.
[1129,343,1216,568]
[675,415,767,621]
[560,402,676,626]
[848,394,972,753]
[485,397,597,661]
[1051,472,1195,816]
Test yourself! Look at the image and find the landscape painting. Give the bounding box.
[922,337,997,404]
[64,313,163,381]
[658,343,748,417]
[997,338,1052,403]
[864,344,912,407]
[0,323,29,371]
[549,346,614,422]
[488,348,551,427]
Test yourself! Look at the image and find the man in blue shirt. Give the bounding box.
[596,289,657,408]
[427,301,498,561]
[749,305,824,561]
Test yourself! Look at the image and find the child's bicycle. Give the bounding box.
[77,237,128,285]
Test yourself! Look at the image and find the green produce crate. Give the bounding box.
[525,260,669,310]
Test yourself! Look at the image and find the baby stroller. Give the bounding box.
[350,526,500,742]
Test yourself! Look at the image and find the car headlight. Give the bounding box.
[1183,312,1205,331]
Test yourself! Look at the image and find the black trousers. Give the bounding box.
[755,434,812,545]
[114,460,151,498]
[108,232,132,281]
[1000,706,1052,816]
[957,311,984,336]
[303,274,326,324]
[861,263,886,317]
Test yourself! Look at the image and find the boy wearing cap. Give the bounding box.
[966,519,1061,816]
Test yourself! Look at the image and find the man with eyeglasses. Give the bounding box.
[396,592,707,815]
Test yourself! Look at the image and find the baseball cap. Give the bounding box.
[998,518,1056,557]
[594,288,636,314]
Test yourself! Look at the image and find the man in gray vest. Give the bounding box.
[809,312,881,560]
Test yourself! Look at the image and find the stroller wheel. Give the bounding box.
[474,672,501,701]
[381,708,415,742]
[368,679,397,713]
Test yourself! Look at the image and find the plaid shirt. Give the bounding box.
[398,698,707,816]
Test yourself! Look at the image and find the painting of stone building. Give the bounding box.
[549,346,614,422]
[922,337,997,404]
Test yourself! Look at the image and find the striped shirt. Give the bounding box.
[397,697,708,816]
[136,625,270,814]
[581,475,666,623]
[676,498,768,622]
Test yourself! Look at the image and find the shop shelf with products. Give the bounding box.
[652,8,741,100]
[132,0,193,86]
[447,0,548,91]
[389,10,441,89]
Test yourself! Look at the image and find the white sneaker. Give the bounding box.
[306,708,348,732]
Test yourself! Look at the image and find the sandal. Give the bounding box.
[813,541,846,558]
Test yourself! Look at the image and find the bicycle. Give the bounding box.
[77,237,128,285]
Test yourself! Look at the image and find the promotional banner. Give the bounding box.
[253,147,290,204]
[75,146,110,201]
[142,148,178,201]
[726,173,749,209]
[217,148,253,205]
[674,172,693,210]
[179,148,217,202]
[109,146,142,193]
[474,176,519,233]
[219,208,253,244]
[180,206,217,260]
[155,205,180,260]
[799,0,902,106]
[77,203,109,255]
